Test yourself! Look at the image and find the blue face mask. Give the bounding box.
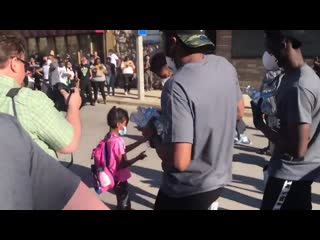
[118,126,127,136]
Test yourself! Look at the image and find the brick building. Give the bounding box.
[212,30,320,89]
[19,30,319,89]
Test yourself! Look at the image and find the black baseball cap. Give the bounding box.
[264,30,309,44]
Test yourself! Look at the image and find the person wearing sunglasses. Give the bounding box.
[0,30,82,160]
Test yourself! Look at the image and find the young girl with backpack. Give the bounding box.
[105,106,147,210]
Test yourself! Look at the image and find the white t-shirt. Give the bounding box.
[110,53,119,67]
[121,61,134,74]
[58,67,68,85]
[66,68,75,80]
[43,65,50,80]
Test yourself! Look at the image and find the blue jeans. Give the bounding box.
[107,74,115,95]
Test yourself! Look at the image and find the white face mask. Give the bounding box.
[161,77,170,86]
[47,59,52,65]
[165,56,177,73]
[262,51,279,71]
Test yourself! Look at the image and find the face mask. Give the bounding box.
[262,51,279,71]
[165,56,177,73]
[161,77,170,86]
[47,59,52,65]
[118,126,127,136]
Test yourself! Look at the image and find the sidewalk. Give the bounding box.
[103,88,252,117]
[104,89,161,108]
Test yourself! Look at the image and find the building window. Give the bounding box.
[67,36,79,63]
[47,37,55,55]
[79,34,91,56]
[91,34,104,60]
[27,38,37,55]
[67,36,79,54]
[38,38,49,56]
[232,30,320,58]
[55,36,67,57]
[300,30,320,58]
[232,30,265,58]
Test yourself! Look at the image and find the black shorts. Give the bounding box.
[261,177,312,210]
[154,188,223,210]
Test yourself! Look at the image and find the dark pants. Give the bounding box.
[123,74,133,93]
[92,81,106,101]
[107,74,115,96]
[236,119,247,139]
[42,80,50,95]
[34,77,41,91]
[80,80,94,104]
[144,70,153,91]
[114,181,131,210]
[154,188,223,210]
[261,177,312,210]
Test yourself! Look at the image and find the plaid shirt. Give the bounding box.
[0,74,74,158]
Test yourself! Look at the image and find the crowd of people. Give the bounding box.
[1,29,320,210]
[23,48,158,107]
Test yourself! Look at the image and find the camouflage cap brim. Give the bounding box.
[177,34,215,48]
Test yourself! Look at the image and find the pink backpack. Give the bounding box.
[91,134,115,194]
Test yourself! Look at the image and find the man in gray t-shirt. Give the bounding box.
[0,113,108,210]
[144,30,242,210]
[252,30,320,210]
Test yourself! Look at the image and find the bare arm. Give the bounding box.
[119,151,146,168]
[63,182,109,210]
[153,136,192,172]
[36,68,43,76]
[286,124,310,158]
[257,121,310,159]
[125,137,147,153]
[237,97,245,120]
[58,88,82,154]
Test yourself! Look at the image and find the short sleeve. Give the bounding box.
[114,138,125,156]
[284,86,314,125]
[30,91,74,151]
[30,140,81,210]
[0,114,80,210]
[168,82,194,143]
[0,115,34,209]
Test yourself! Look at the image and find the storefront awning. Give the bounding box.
[20,30,103,38]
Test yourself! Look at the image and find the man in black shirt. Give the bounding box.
[76,57,95,106]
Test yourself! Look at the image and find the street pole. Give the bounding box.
[136,35,144,100]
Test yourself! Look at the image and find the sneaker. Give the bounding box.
[234,135,251,145]
[125,92,128,96]
[237,135,252,145]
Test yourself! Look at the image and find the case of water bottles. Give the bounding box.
[130,107,164,139]
[246,85,277,115]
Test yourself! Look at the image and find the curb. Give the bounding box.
[105,98,253,117]
[105,99,161,108]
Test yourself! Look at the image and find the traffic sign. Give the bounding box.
[138,30,148,36]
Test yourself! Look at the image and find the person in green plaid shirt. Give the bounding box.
[0,31,82,158]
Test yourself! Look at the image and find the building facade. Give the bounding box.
[20,30,319,88]
[21,30,105,63]
[214,30,319,89]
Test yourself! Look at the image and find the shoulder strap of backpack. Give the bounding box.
[6,88,22,118]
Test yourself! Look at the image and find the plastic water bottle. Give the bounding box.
[246,86,261,103]
[260,83,277,115]
[130,107,160,128]
[130,112,145,127]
